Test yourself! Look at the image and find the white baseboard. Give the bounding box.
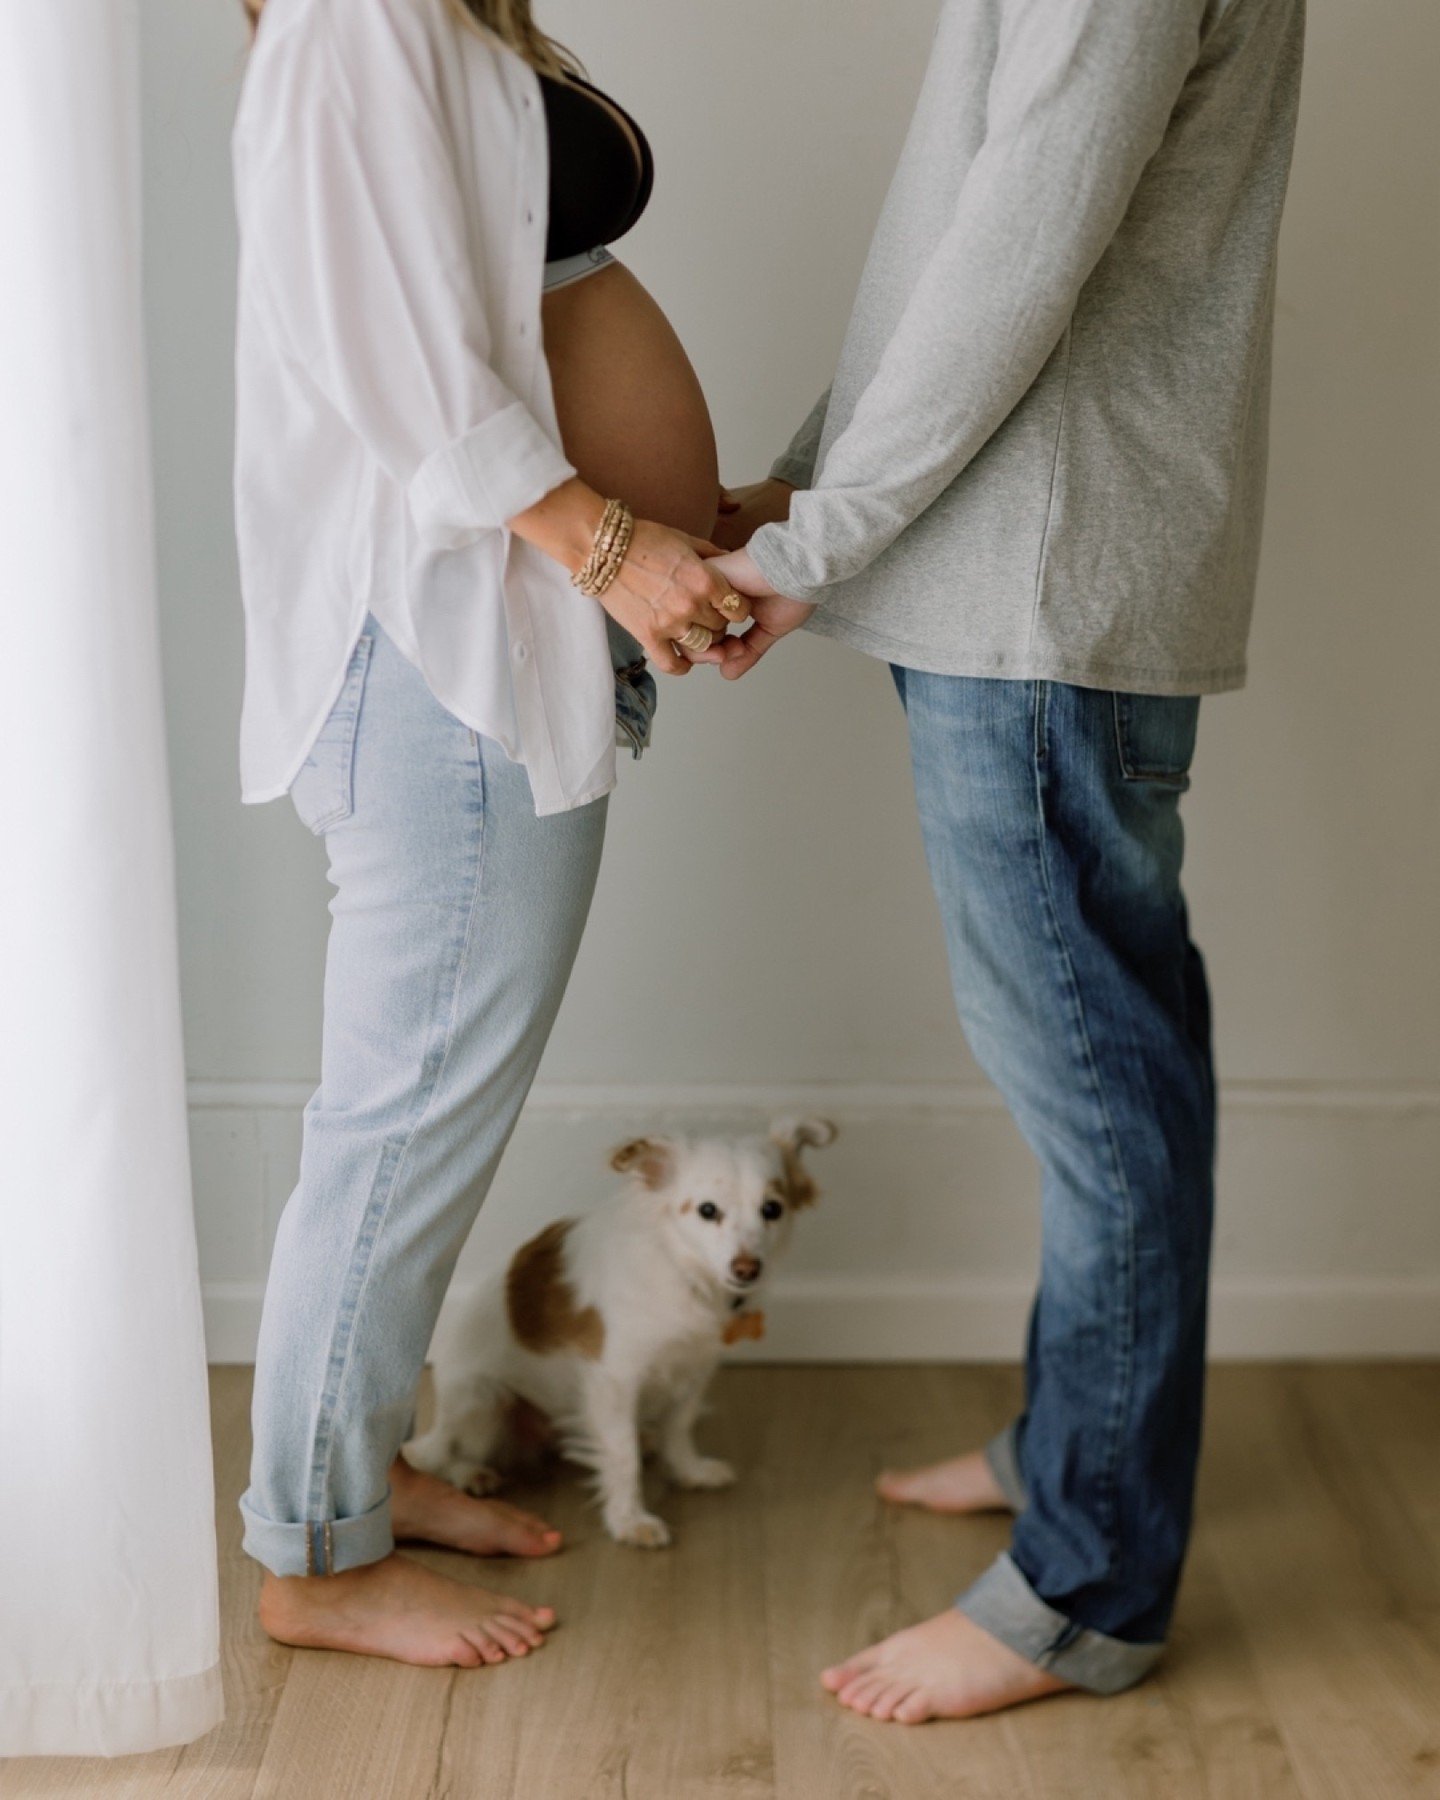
[189,1078,1440,1364]
[200,1272,1440,1366]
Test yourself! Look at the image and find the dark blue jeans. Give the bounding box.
[893,667,1215,1694]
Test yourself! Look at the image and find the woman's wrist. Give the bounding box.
[508,476,608,578]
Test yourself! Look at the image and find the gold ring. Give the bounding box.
[678,624,714,654]
[718,592,743,618]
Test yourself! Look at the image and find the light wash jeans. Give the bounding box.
[240,616,621,1577]
[893,669,1215,1695]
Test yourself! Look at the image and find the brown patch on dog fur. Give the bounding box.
[506,1221,604,1359]
[777,1149,819,1209]
[771,1117,837,1210]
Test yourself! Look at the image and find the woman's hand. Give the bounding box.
[509,477,749,676]
[600,518,750,676]
[705,547,815,679]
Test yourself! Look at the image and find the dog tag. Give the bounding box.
[722,1310,766,1346]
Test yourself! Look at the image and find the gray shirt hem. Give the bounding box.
[804,603,1247,698]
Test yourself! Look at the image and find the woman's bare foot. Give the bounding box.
[390,1453,561,1557]
[259,1552,557,1667]
[875,1448,1011,1515]
[821,1609,1072,1723]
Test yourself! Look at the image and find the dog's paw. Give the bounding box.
[458,1464,504,1497]
[610,1511,672,1549]
[670,1456,736,1490]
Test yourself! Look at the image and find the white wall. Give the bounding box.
[141,0,1440,1362]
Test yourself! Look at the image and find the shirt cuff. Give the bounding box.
[769,453,813,489]
[746,520,827,604]
[407,402,576,550]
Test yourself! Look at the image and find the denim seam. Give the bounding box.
[1027,691,1138,1576]
[303,730,490,1556]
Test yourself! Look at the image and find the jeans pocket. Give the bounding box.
[288,632,374,835]
[1111,693,1200,790]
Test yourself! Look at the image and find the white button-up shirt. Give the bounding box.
[233,0,618,817]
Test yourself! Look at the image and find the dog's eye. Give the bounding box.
[761,1198,785,1222]
[697,1201,722,1222]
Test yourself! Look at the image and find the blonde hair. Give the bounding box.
[443,0,579,76]
[242,0,579,77]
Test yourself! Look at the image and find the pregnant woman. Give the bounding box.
[232,0,740,1667]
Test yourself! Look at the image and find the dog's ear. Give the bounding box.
[771,1117,838,1155]
[609,1136,675,1190]
[769,1116,837,1209]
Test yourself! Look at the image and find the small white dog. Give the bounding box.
[405,1117,835,1546]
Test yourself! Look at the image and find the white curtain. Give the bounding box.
[0,0,224,1760]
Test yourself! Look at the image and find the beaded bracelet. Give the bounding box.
[572,499,635,598]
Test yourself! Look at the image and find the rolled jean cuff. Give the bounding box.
[983,1421,1028,1512]
[957,1553,1164,1696]
[240,1489,394,1578]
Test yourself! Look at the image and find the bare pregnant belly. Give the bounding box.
[542,262,719,541]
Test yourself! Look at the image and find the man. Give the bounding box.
[709,0,1303,1725]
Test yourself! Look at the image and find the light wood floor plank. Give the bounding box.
[759,1364,1038,1800]
[1202,1365,1440,1799]
[440,1370,776,1799]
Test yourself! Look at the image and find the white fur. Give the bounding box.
[405,1117,835,1546]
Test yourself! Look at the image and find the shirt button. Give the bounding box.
[525,208,534,225]
[514,642,530,663]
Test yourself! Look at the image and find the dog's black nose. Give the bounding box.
[731,1254,762,1284]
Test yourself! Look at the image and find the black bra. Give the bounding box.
[539,73,654,262]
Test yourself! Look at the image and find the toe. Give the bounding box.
[823,1646,880,1690]
[497,1610,546,1648]
[867,1679,914,1722]
[491,1502,563,1556]
[838,1671,892,1716]
[516,1601,557,1631]
[473,1632,508,1665]
[487,1618,534,1657]
[894,1691,933,1725]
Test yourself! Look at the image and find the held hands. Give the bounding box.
[696,549,815,679]
[508,475,808,681]
[509,477,750,677]
[673,476,812,679]
[606,480,812,680]
[600,517,749,677]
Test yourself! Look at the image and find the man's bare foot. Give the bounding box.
[875,1448,1011,1515]
[390,1453,561,1557]
[259,1552,557,1667]
[821,1608,1072,1724]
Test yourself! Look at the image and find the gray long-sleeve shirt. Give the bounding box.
[747,0,1304,696]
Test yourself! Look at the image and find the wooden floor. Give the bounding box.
[5,1363,1440,1800]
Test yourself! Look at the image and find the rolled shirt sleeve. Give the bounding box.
[747,0,1208,603]
[236,0,574,553]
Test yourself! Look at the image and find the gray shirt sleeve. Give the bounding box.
[770,386,833,489]
[747,0,1209,603]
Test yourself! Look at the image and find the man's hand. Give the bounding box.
[703,548,815,679]
[711,478,795,552]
